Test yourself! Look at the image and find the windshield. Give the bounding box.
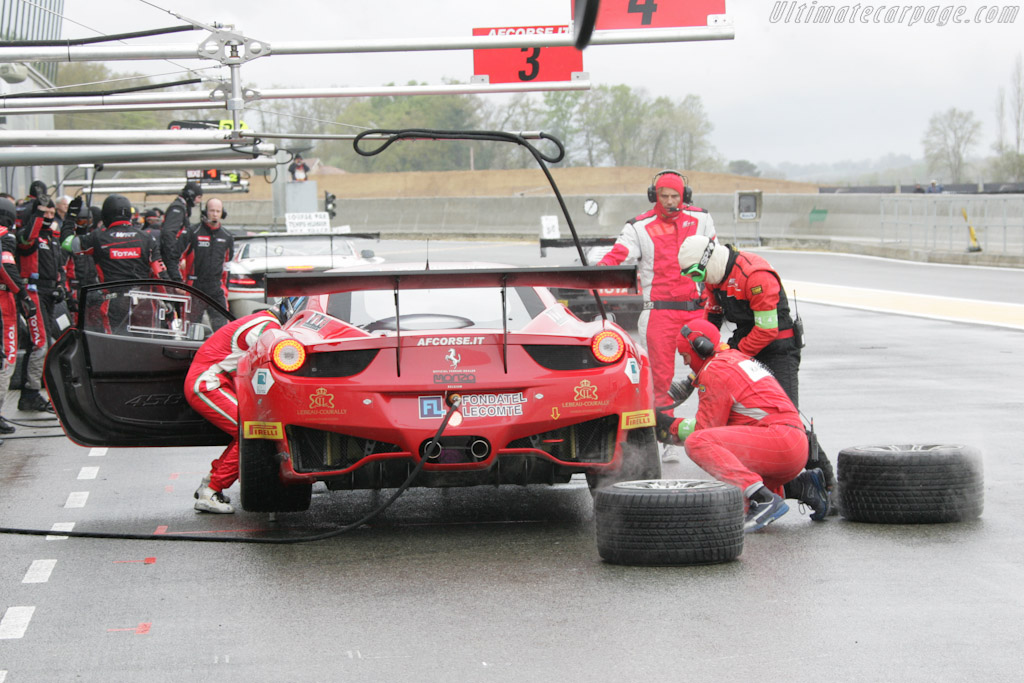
[325,286,544,330]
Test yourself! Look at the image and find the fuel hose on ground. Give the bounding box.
[0,398,463,544]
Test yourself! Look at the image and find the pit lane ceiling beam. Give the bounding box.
[0,129,247,145]
[76,159,280,171]
[63,177,245,187]
[65,183,248,194]
[0,27,734,64]
[0,79,591,115]
[0,143,277,167]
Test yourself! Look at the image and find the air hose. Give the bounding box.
[0,398,463,544]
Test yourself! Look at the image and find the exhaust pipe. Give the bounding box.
[422,440,443,460]
[469,439,490,460]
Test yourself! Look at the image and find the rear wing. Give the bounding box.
[269,266,636,376]
[266,265,638,297]
[539,237,617,258]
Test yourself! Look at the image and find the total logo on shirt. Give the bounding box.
[109,247,141,259]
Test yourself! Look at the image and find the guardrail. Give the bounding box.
[880,195,1024,255]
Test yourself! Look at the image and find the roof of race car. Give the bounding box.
[265,264,638,297]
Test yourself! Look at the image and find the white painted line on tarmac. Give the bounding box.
[78,467,99,480]
[47,522,75,540]
[88,447,107,457]
[0,606,35,639]
[22,560,57,584]
[64,492,89,508]
[787,280,1024,331]
[1,668,7,681]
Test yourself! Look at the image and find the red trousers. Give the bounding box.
[685,423,807,495]
[642,307,703,408]
[185,368,239,493]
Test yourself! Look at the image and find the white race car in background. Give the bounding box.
[225,232,383,316]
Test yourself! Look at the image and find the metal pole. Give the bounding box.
[0,80,591,115]
[0,26,735,63]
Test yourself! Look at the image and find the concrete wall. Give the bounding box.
[223,192,1024,266]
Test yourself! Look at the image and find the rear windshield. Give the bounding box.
[325,286,544,331]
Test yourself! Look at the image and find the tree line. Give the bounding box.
[54,63,724,174]
[923,53,1024,184]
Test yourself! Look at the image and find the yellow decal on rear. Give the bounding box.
[621,410,655,430]
[243,421,284,439]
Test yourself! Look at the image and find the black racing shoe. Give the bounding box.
[0,417,15,434]
[791,468,829,521]
[18,391,53,413]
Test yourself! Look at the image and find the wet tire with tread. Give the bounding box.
[837,444,983,524]
[595,479,744,566]
[239,433,312,513]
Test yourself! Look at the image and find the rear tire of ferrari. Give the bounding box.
[837,444,984,524]
[595,479,744,566]
[586,427,662,493]
[239,434,312,513]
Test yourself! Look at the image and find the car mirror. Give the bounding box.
[361,249,375,258]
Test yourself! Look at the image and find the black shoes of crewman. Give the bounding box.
[18,390,53,413]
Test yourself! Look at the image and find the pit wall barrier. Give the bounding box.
[221,193,1024,268]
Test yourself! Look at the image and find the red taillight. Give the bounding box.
[591,330,625,364]
[271,339,306,372]
[229,276,258,286]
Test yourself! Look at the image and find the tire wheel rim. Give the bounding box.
[612,479,721,491]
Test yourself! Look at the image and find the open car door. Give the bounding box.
[44,280,236,448]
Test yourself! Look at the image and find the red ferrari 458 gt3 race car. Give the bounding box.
[45,262,661,512]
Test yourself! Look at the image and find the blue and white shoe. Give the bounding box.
[744,491,789,532]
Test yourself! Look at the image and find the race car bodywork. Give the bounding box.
[44,265,660,513]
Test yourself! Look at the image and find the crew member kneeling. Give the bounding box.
[187,309,282,513]
[657,319,828,532]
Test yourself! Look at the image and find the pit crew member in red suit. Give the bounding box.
[15,194,57,413]
[0,197,31,432]
[182,198,233,330]
[188,310,281,513]
[598,171,716,409]
[677,234,837,499]
[657,319,828,531]
[61,194,168,332]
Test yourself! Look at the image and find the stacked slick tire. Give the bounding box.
[594,479,744,566]
[837,444,984,524]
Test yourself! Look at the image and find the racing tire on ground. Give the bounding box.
[239,433,312,513]
[837,444,983,524]
[586,426,662,493]
[595,479,744,566]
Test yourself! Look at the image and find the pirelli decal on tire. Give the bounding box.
[243,421,284,439]
[621,410,655,430]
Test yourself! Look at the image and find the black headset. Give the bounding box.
[647,169,687,203]
[202,200,227,220]
[680,324,715,359]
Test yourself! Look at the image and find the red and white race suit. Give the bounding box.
[599,202,716,407]
[185,311,280,492]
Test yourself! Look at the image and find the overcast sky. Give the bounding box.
[62,0,1023,168]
